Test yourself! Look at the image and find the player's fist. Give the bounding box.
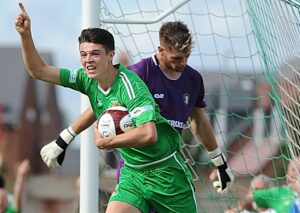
[40,127,76,168]
[15,3,31,35]
[209,148,234,194]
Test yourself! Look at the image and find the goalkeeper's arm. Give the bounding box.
[40,107,96,168]
[189,107,234,194]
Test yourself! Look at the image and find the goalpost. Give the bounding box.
[82,0,300,212]
[80,0,100,212]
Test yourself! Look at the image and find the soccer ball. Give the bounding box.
[97,106,135,137]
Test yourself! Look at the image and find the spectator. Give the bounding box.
[252,157,300,213]
[0,159,30,213]
[225,174,275,213]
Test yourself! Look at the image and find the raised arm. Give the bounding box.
[15,2,60,85]
[13,159,31,212]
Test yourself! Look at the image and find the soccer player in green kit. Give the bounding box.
[15,3,198,213]
[253,157,300,213]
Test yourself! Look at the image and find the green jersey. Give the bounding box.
[60,64,181,165]
[254,185,297,213]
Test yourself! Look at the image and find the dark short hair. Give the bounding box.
[78,28,115,53]
[159,21,192,53]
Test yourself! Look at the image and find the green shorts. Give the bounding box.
[109,152,198,213]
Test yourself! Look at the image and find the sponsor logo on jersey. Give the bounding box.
[168,120,187,129]
[69,69,78,83]
[130,105,154,117]
[154,93,165,99]
[183,93,190,106]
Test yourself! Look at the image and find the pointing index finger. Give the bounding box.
[18,2,27,14]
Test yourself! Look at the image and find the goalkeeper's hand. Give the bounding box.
[209,148,234,194]
[40,127,76,168]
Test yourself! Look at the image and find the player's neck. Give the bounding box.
[161,68,181,80]
[156,54,182,80]
[98,67,118,91]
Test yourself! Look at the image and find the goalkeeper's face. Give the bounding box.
[160,46,190,73]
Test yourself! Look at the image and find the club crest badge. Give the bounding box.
[183,93,190,106]
[110,99,120,107]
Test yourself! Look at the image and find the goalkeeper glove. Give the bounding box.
[208,147,234,194]
[40,127,77,168]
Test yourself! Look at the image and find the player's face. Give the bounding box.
[79,42,115,79]
[159,46,190,73]
[251,179,268,191]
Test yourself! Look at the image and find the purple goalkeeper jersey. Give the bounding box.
[128,55,206,133]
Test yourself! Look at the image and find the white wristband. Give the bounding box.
[211,154,226,167]
[208,147,226,167]
[60,127,77,144]
[208,147,222,159]
[67,126,77,137]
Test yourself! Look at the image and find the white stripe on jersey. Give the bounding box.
[120,72,135,100]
